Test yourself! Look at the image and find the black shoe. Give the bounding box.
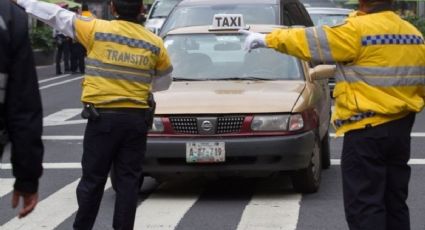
[56,71,63,75]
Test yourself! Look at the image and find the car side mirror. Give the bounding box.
[309,65,336,81]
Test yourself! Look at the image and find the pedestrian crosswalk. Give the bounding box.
[0,176,302,230]
[0,179,111,230]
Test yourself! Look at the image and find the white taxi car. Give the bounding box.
[144,15,333,193]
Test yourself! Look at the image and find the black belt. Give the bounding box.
[97,108,148,115]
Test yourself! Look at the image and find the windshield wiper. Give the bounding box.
[172,77,203,81]
[217,77,272,81]
[150,15,167,19]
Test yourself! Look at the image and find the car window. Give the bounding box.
[149,0,181,19]
[283,3,311,26]
[310,14,348,26]
[160,4,278,36]
[165,34,303,81]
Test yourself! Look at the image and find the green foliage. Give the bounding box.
[30,26,55,52]
[404,16,425,36]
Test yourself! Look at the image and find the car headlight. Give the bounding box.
[251,114,304,131]
[150,117,164,132]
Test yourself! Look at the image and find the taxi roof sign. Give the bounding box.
[210,14,247,31]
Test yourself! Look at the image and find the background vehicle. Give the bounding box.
[307,7,352,96]
[143,20,333,193]
[145,0,182,34]
[307,7,352,26]
[159,0,313,37]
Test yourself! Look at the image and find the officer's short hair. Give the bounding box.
[112,0,143,19]
[82,2,89,11]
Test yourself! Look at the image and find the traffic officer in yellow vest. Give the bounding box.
[241,0,424,229]
[14,0,173,229]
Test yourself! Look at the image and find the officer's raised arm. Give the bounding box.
[151,42,173,92]
[15,0,76,38]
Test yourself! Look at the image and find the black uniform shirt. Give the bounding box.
[0,0,44,194]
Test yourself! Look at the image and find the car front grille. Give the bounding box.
[169,116,245,134]
[216,116,244,134]
[170,117,198,134]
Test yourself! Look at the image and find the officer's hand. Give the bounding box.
[12,190,39,218]
[239,29,267,52]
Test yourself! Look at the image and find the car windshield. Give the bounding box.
[310,14,348,26]
[150,0,181,18]
[165,34,302,81]
[161,4,278,36]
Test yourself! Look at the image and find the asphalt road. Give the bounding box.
[0,64,424,230]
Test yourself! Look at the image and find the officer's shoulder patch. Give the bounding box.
[76,15,94,22]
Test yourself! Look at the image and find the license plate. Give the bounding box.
[186,142,225,163]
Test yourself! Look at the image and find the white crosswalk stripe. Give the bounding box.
[134,181,203,230]
[0,178,14,197]
[237,193,301,230]
[1,179,111,230]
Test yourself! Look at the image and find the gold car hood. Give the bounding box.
[154,81,306,114]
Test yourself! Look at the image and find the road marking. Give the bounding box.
[330,132,425,138]
[44,109,85,126]
[38,74,71,83]
[0,178,14,197]
[2,159,425,170]
[0,163,82,170]
[134,182,202,230]
[42,135,84,140]
[237,193,301,230]
[1,179,111,230]
[331,159,425,165]
[39,132,425,140]
[40,76,83,90]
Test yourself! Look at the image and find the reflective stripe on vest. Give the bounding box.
[305,27,334,64]
[361,34,424,46]
[0,73,8,103]
[85,58,153,84]
[94,32,160,55]
[334,111,376,128]
[335,66,425,86]
[156,66,173,77]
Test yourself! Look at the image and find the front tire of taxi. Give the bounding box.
[291,137,322,193]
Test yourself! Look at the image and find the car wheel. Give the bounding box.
[110,168,144,192]
[291,137,322,193]
[321,132,331,169]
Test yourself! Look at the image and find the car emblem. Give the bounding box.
[201,120,213,131]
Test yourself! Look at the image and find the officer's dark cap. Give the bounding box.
[112,0,143,19]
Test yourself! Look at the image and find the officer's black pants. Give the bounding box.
[342,113,415,230]
[71,43,86,74]
[73,112,147,230]
[55,42,70,74]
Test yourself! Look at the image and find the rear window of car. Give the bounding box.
[164,34,303,81]
[149,0,182,19]
[310,14,348,26]
[160,4,278,36]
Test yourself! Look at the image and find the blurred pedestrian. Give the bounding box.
[241,0,425,229]
[15,0,173,229]
[1,0,44,219]
[53,5,71,75]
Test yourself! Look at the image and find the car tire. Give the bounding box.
[110,168,144,192]
[291,137,322,193]
[321,132,331,169]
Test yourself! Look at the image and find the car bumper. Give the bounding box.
[143,131,315,175]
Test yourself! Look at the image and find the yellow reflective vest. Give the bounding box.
[74,17,172,108]
[266,11,425,136]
